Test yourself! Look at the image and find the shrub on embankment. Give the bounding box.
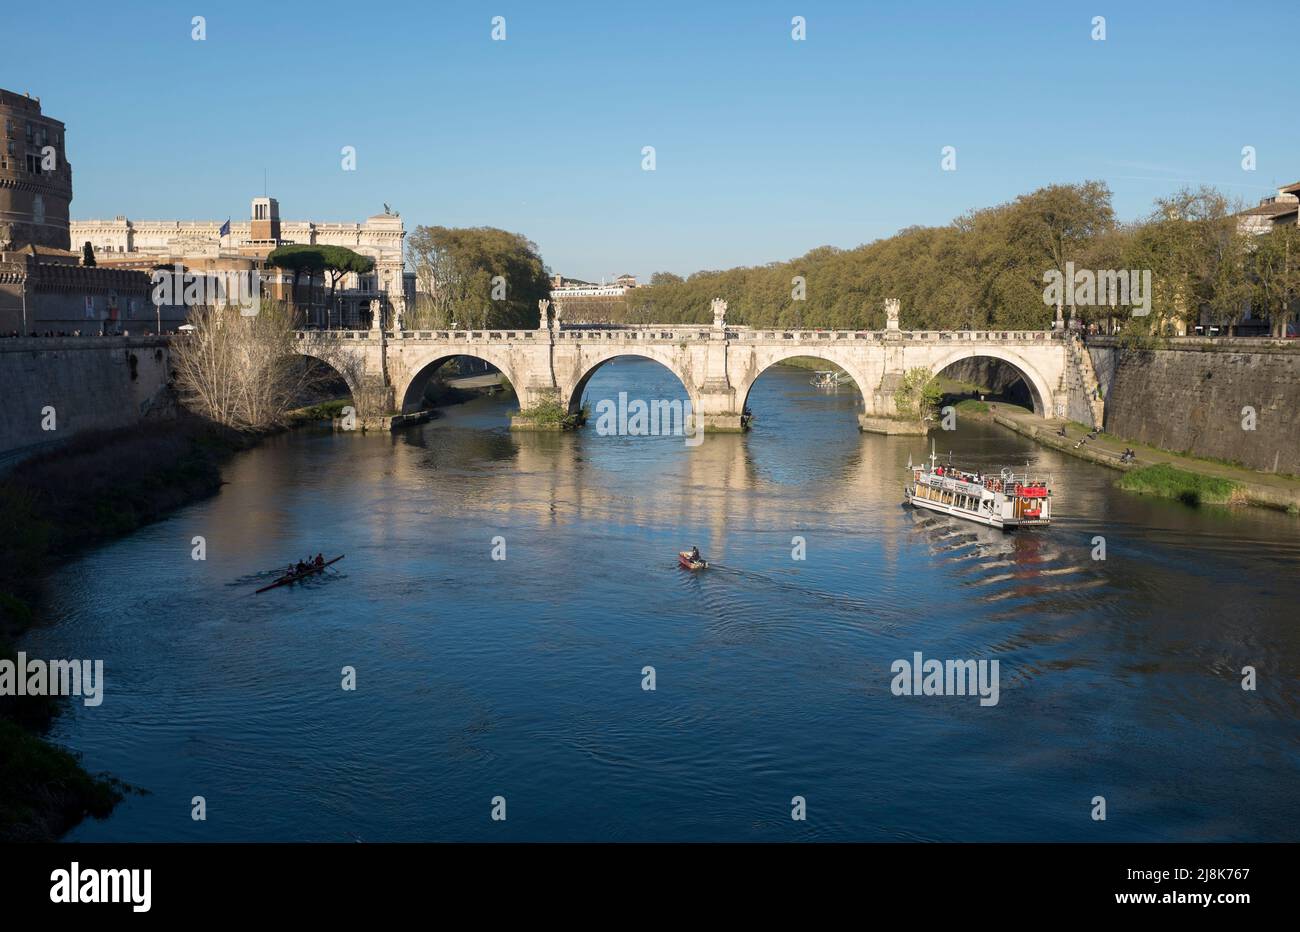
[1117,463,1243,507]
[0,416,248,565]
[0,718,125,841]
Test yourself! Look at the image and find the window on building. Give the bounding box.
[25,122,33,142]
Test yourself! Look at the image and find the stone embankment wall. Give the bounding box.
[0,336,175,464]
[1089,338,1300,474]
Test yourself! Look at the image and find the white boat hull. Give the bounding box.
[905,486,1008,529]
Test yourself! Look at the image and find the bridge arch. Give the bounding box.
[564,348,699,416]
[294,346,363,403]
[923,346,1055,418]
[396,348,526,414]
[735,349,873,416]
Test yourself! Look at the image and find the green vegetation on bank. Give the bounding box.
[0,718,126,842]
[1116,463,1243,507]
[0,417,252,841]
[291,398,352,422]
[894,367,941,422]
[512,397,587,429]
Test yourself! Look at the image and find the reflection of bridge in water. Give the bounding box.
[296,311,1096,431]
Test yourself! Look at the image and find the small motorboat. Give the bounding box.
[678,550,708,570]
[255,555,345,593]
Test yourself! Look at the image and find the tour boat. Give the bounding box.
[678,551,708,570]
[904,445,1051,530]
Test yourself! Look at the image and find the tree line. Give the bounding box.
[620,183,1298,337]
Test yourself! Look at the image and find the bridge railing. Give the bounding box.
[292,328,1066,343]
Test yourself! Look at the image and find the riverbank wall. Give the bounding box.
[1086,337,1300,475]
[0,336,175,467]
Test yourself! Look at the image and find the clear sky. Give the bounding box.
[5,0,1297,281]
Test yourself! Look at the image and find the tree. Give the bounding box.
[1250,225,1300,337]
[267,245,326,322]
[895,367,941,422]
[406,226,549,330]
[1147,187,1251,334]
[319,245,375,324]
[171,302,325,430]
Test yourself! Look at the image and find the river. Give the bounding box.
[27,359,1300,841]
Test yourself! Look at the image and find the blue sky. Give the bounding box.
[5,0,1297,280]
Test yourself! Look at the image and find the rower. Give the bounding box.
[689,545,702,564]
[315,554,325,567]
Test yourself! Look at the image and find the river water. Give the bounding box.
[27,359,1300,841]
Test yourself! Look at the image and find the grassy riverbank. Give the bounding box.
[1117,464,1244,507]
[0,416,253,841]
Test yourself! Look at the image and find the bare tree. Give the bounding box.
[171,303,324,430]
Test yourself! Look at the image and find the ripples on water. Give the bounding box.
[26,359,1300,841]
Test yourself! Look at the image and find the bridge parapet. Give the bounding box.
[292,327,1065,346]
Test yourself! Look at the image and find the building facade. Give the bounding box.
[549,273,639,324]
[71,198,412,329]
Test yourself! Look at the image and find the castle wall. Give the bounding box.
[0,336,175,462]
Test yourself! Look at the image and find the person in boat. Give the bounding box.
[315,553,325,567]
[296,560,308,574]
[688,546,702,564]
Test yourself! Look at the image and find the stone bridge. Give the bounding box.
[295,304,1096,432]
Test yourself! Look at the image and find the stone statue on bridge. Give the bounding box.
[885,298,901,331]
[538,299,550,330]
[552,301,563,332]
[711,298,728,329]
[369,298,382,332]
